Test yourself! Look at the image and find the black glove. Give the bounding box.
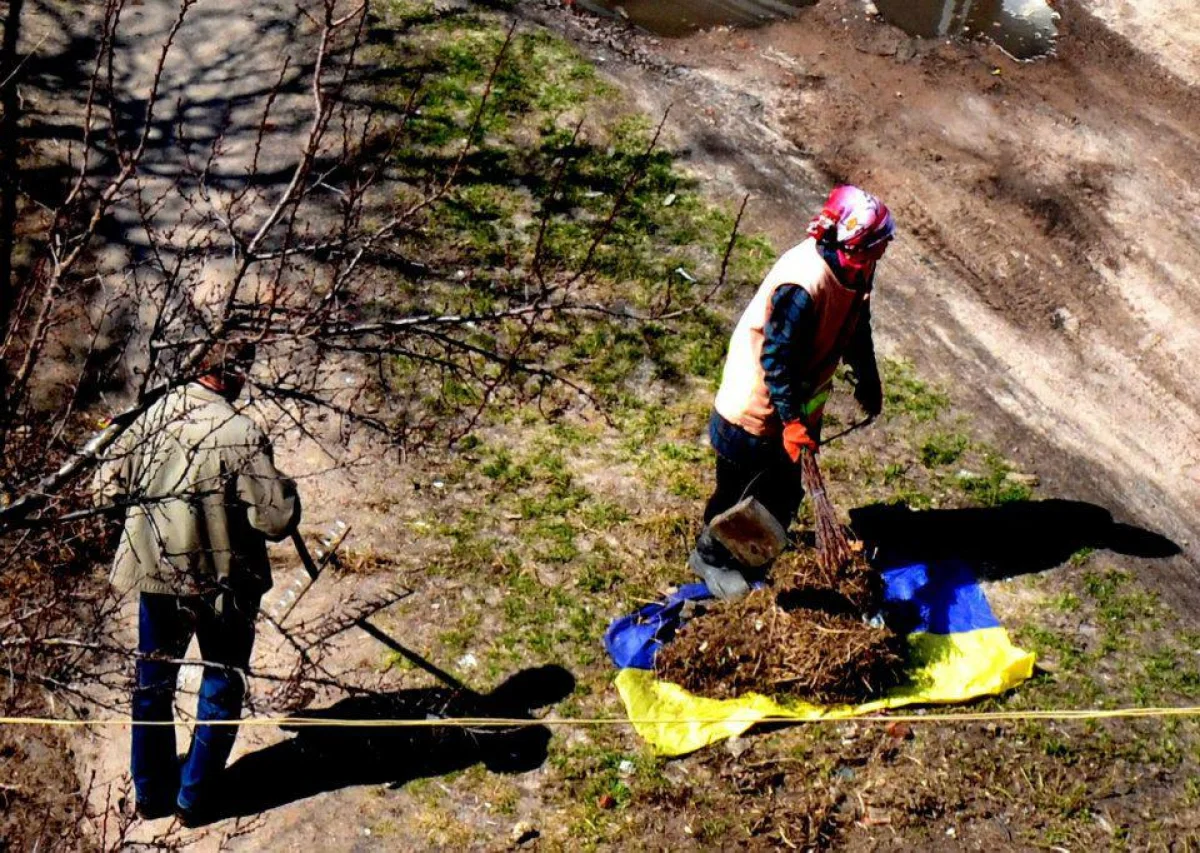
[854,375,883,420]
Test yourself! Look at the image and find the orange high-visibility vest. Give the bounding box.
[713,238,868,437]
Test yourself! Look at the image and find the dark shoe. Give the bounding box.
[690,528,751,600]
[136,799,175,821]
[175,801,219,829]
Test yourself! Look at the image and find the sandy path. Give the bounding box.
[84,0,316,390]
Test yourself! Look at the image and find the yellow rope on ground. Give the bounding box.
[4,706,1200,728]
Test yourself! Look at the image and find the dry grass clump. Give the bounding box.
[772,548,880,618]
[334,547,408,575]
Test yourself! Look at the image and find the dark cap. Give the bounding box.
[199,340,257,376]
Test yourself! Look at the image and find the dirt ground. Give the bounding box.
[530,0,1200,614]
[7,0,1200,849]
[1083,0,1200,87]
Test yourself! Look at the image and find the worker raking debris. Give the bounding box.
[92,342,301,825]
[665,185,906,701]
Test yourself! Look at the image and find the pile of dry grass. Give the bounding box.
[655,580,905,704]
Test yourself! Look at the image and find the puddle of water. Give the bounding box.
[578,0,1057,59]
[576,0,814,38]
[872,0,1058,59]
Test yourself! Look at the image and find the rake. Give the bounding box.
[286,529,476,696]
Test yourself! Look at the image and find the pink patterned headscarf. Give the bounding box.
[807,185,895,272]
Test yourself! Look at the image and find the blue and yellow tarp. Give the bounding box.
[606,561,1035,756]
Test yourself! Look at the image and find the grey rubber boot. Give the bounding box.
[688,528,751,601]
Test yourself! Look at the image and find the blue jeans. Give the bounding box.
[132,588,260,812]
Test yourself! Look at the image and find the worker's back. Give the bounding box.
[94,383,298,597]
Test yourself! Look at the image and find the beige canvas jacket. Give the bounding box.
[92,384,299,597]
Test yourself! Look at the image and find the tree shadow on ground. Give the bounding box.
[213,665,575,823]
[849,498,1180,581]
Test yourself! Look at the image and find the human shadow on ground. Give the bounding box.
[212,665,575,823]
[849,498,1180,581]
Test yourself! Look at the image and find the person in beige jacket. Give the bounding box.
[93,343,299,825]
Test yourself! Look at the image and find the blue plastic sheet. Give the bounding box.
[603,582,711,670]
[880,561,1001,634]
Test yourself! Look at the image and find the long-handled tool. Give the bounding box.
[271,521,351,622]
[288,530,475,695]
[819,417,874,447]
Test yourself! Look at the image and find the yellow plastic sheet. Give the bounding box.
[615,627,1035,756]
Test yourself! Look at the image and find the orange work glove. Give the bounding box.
[782,420,818,463]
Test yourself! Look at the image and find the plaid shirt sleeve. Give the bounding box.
[761,284,815,424]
